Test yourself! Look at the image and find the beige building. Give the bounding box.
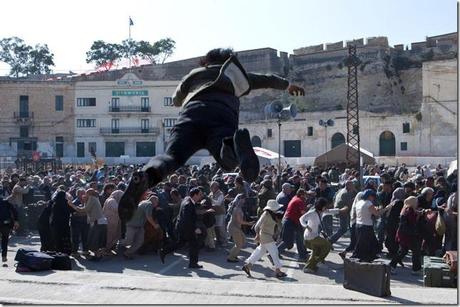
[0,79,75,164]
[73,72,181,164]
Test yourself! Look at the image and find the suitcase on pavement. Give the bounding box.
[343,258,391,297]
[423,256,456,288]
[46,252,72,270]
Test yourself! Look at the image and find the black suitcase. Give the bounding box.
[343,258,391,297]
[46,252,72,270]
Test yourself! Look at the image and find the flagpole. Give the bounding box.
[129,16,132,69]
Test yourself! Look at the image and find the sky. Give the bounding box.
[0,0,457,75]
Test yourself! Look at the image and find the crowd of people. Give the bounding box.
[0,161,457,278]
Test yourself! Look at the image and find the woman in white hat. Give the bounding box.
[242,199,287,279]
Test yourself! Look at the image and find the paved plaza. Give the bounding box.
[0,234,457,305]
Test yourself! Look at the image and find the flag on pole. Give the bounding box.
[129,17,134,26]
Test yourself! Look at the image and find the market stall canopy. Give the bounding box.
[314,143,376,168]
[253,147,286,166]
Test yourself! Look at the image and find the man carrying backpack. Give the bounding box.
[0,198,19,265]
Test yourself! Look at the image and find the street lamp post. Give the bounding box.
[319,119,334,169]
[264,100,297,192]
[278,116,282,193]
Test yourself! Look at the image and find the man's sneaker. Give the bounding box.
[234,129,259,182]
[189,264,203,269]
[118,171,151,221]
[242,264,252,277]
[227,258,239,263]
[275,271,287,279]
[390,266,397,275]
[81,251,90,256]
[303,267,317,274]
[160,249,166,264]
[411,269,422,276]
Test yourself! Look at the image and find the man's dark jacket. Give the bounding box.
[176,197,198,241]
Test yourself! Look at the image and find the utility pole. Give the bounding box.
[345,45,361,173]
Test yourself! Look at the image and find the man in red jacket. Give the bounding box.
[278,189,310,261]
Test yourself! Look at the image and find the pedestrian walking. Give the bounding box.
[242,200,287,279]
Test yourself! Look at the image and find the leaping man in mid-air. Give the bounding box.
[119,48,305,221]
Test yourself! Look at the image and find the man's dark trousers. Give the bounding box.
[145,98,239,184]
[71,216,89,253]
[330,214,349,243]
[278,218,308,259]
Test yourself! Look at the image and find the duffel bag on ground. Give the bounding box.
[16,251,54,271]
[14,248,39,263]
[46,252,72,270]
[343,258,391,297]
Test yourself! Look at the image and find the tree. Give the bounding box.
[86,40,121,70]
[86,37,176,68]
[154,38,176,64]
[0,37,55,77]
[135,40,160,64]
[27,44,55,75]
[0,37,32,77]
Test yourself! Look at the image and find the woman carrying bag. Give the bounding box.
[390,196,429,274]
[300,197,345,273]
[242,199,287,279]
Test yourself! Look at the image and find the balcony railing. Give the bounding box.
[109,106,151,112]
[100,127,160,135]
[14,112,34,121]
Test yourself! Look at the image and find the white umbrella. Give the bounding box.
[447,160,457,177]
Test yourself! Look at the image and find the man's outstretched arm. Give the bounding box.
[247,73,305,96]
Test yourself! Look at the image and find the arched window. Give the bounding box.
[379,131,396,156]
[251,135,262,147]
[331,132,345,149]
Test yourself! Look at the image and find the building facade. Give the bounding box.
[0,79,75,167]
[73,72,180,164]
[241,58,457,167]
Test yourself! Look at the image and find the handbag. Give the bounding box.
[317,212,330,240]
[435,211,446,236]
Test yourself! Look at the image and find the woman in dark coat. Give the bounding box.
[37,200,55,252]
[390,196,428,274]
[50,190,72,254]
[384,188,405,258]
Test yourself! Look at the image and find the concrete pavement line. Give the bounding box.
[0,296,78,304]
[158,256,184,274]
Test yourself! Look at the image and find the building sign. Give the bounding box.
[112,90,148,96]
[117,80,143,86]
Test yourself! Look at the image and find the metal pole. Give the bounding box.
[325,125,328,169]
[278,117,282,192]
[129,17,132,69]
